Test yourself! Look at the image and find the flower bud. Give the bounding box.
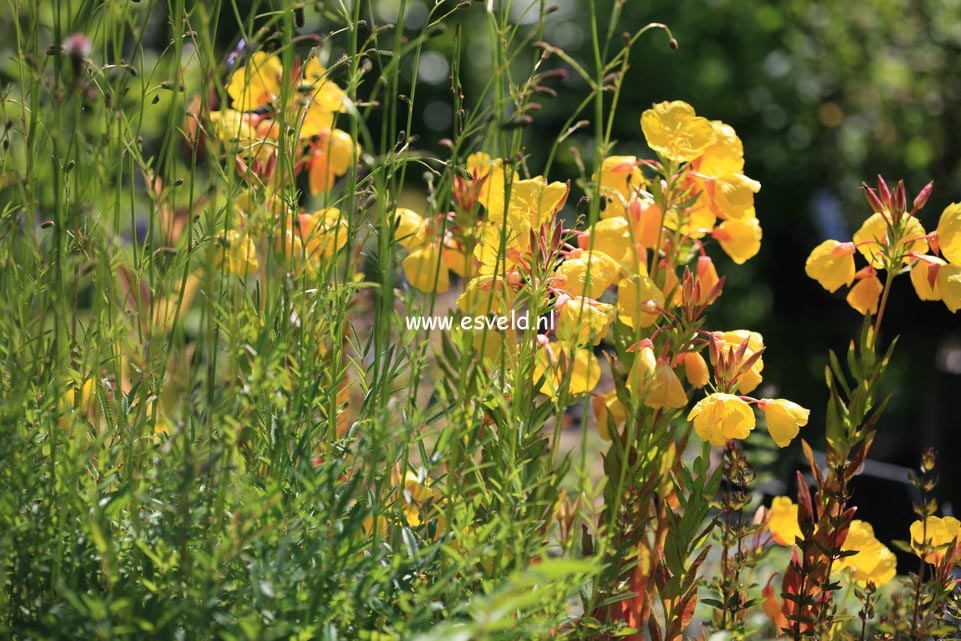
[862,184,884,214]
[877,175,892,209]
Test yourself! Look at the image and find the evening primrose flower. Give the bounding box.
[302,208,349,259]
[394,208,428,249]
[682,352,710,388]
[555,296,615,346]
[646,361,688,409]
[306,129,358,195]
[298,58,348,138]
[208,109,279,165]
[596,156,644,218]
[534,340,600,398]
[403,244,449,293]
[456,275,514,315]
[629,200,665,249]
[767,496,802,546]
[478,164,567,232]
[555,249,620,299]
[687,392,755,446]
[593,390,628,441]
[846,271,884,315]
[626,342,658,394]
[640,101,717,163]
[712,330,765,394]
[910,516,961,564]
[758,398,810,448]
[217,229,259,276]
[805,240,857,293]
[581,216,635,268]
[937,202,961,264]
[714,215,762,265]
[696,120,745,176]
[939,264,961,312]
[837,520,897,587]
[227,51,283,111]
[705,174,761,221]
[616,273,665,328]
[853,212,928,268]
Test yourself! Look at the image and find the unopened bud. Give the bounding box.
[913,181,933,213]
[863,184,883,213]
[894,180,907,214]
[877,175,892,209]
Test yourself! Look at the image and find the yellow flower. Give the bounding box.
[687,392,755,446]
[759,398,809,448]
[910,256,944,301]
[555,249,620,299]
[584,216,635,268]
[616,273,665,328]
[853,212,928,268]
[767,496,802,546]
[707,174,761,221]
[939,264,961,312]
[303,208,349,259]
[299,58,348,138]
[682,352,710,388]
[640,100,717,163]
[838,520,897,587]
[630,201,665,248]
[469,325,518,367]
[472,222,529,276]
[696,120,744,176]
[208,109,278,164]
[715,215,762,265]
[227,52,284,112]
[910,516,961,564]
[394,208,427,249]
[712,330,764,394]
[217,229,259,276]
[592,390,628,441]
[626,343,658,395]
[478,165,567,231]
[534,341,600,398]
[846,272,884,315]
[307,129,358,195]
[663,201,717,239]
[457,275,514,315]
[556,296,615,346]
[402,470,446,531]
[647,361,688,409]
[403,244,449,293]
[937,202,961,264]
[466,152,493,181]
[596,156,644,217]
[442,240,472,278]
[806,240,857,293]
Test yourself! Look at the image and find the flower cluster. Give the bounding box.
[207,50,359,276]
[392,100,808,453]
[766,497,897,588]
[806,176,961,314]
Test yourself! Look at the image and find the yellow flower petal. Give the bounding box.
[640,100,717,163]
[846,273,884,315]
[761,398,810,448]
[805,240,856,293]
[687,392,755,446]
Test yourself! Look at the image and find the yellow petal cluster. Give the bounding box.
[641,101,717,163]
[837,520,897,588]
[687,392,755,446]
[759,398,810,448]
[910,516,961,564]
